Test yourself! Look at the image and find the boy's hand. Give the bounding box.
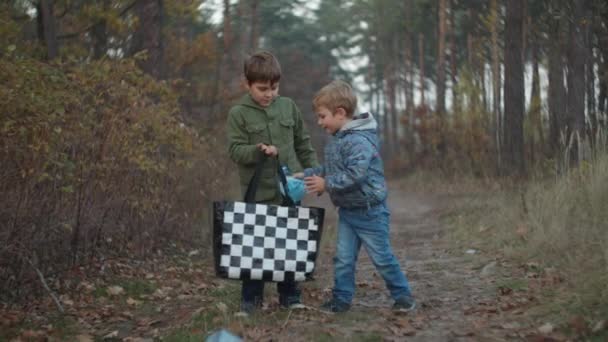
[256,143,278,156]
[304,176,325,194]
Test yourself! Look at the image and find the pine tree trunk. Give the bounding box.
[449,0,458,114]
[547,14,566,156]
[436,0,447,116]
[92,0,110,59]
[503,0,525,176]
[418,33,425,107]
[586,8,596,137]
[567,0,587,147]
[490,0,501,170]
[130,0,164,78]
[530,39,543,160]
[39,0,58,60]
[250,0,259,51]
[218,0,236,112]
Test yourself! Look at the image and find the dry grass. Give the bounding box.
[436,152,608,320]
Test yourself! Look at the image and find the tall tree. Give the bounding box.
[38,0,58,59]
[130,0,164,78]
[418,33,425,106]
[489,0,501,155]
[436,0,447,116]
[503,0,525,175]
[92,0,110,59]
[449,0,458,114]
[566,0,587,151]
[547,4,567,155]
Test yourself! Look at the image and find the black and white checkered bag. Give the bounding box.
[212,156,325,282]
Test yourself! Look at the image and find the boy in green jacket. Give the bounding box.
[226,50,319,314]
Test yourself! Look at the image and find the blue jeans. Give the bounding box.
[332,201,413,304]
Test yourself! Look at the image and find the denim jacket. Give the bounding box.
[304,112,387,208]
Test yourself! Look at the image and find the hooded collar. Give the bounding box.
[339,112,378,132]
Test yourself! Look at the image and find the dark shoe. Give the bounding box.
[392,296,416,312]
[279,295,306,309]
[320,298,351,313]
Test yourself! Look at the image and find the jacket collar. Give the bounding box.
[336,112,378,137]
[237,93,278,110]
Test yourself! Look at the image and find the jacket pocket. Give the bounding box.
[279,118,295,145]
[245,123,268,144]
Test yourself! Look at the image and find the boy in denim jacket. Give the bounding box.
[300,80,415,313]
[226,51,318,314]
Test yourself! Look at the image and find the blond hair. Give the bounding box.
[312,80,357,117]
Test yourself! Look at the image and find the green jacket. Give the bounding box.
[226,94,319,203]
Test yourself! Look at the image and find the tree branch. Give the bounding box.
[57,0,138,40]
[26,257,65,314]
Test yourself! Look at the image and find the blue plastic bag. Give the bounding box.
[285,176,306,203]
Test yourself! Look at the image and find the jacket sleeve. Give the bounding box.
[303,165,325,177]
[290,101,319,168]
[324,137,373,194]
[227,107,259,165]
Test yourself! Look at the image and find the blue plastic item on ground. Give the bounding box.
[205,329,242,342]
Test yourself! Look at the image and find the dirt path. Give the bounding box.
[286,185,539,341]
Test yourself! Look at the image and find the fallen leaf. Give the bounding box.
[516,224,528,239]
[103,330,119,340]
[592,320,607,333]
[21,330,46,340]
[216,302,228,315]
[107,286,124,296]
[126,297,142,306]
[75,334,95,342]
[568,315,588,335]
[537,323,554,334]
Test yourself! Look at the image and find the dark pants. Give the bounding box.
[241,278,301,307]
[241,195,302,307]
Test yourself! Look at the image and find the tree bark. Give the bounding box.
[585,7,596,136]
[436,0,447,116]
[92,0,110,59]
[530,37,543,160]
[449,0,458,114]
[547,13,567,156]
[39,0,58,60]
[490,0,500,129]
[503,0,525,176]
[418,33,425,107]
[249,0,259,51]
[130,0,164,78]
[566,0,587,143]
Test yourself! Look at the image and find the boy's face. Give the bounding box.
[246,81,279,107]
[315,106,349,135]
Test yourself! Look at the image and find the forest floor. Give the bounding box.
[1,181,601,341]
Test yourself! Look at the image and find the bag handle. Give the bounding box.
[243,153,295,206]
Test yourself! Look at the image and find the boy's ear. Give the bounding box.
[335,107,347,118]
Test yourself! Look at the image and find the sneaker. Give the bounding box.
[320,298,351,313]
[279,295,305,309]
[392,296,416,312]
[286,302,306,310]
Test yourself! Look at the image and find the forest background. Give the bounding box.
[1,0,608,338]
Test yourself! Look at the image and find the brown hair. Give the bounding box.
[312,80,357,117]
[243,51,281,85]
